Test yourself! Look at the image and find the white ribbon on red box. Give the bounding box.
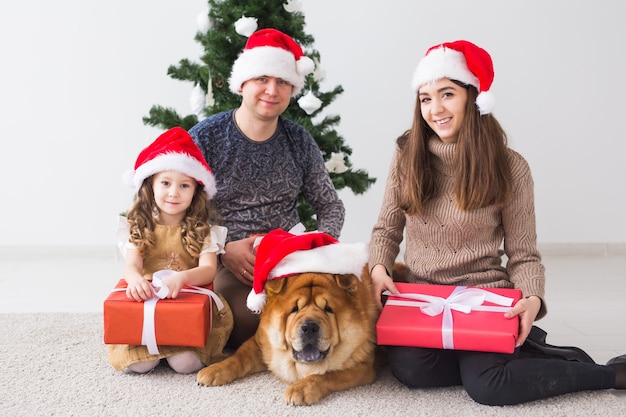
[383,286,515,350]
[112,270,224,354]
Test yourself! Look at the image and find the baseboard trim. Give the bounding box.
[0,245,119,259]
[537,242,626,256]
[1,243,625,259]
[393,242,626,261]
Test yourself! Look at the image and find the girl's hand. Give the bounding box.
[155,255,217,298]
[124,248,153,301]
[125,277,154,302]
[160,272,186,299]
[220,236,257,286]
[370,264,399,310]
[505,295,542,347]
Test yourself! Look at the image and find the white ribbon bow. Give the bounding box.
[112,270,224,354]
[383,287,514,350]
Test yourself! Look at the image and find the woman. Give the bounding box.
[369,40,626,405]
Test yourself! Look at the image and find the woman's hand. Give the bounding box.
[370,264,399,310]
[505,295,542,347]
[220,236,257,286]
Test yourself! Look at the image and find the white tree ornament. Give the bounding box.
[313,57,326,82]
[283,0,303,13]
[325,152,349,174]
[297,91,322,115]
[196,8,212,34]
[234,16,258,37]
[206,77,215,107]
[190,83,206,118]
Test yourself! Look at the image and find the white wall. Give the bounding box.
[1,0,624,248]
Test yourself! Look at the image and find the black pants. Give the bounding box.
[388,345,615,405]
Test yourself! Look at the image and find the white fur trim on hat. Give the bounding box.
[130,152,217,198]
[269,242,368,280]
[245,242,368,313]
[229,46,313,97]
[412,47,480,93]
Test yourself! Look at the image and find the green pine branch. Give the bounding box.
[144,0,376,230]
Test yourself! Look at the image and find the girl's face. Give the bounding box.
[152,170,197,225]
[418,78,468,143]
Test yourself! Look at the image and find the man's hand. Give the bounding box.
[220,236,257,286]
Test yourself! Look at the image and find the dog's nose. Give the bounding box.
[300,321,320,343]
[301,321,319,335]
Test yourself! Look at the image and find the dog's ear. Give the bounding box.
[334,274,358,291]
[265,277,287,296]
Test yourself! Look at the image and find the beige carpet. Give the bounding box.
[1,313,624,417]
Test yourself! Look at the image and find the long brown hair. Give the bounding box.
[397,82,512,215]
[126,175,219,258]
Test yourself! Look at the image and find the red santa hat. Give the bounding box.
[247,228,368,313]
[229,28,315,97]
[124,127,216,198]
[412,40,496,115]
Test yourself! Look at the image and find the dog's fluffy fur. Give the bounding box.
[197,269,378,405]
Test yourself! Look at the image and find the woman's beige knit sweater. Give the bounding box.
[369,138,547,319]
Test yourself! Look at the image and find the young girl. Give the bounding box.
[368,40,626,405]
[108,126,233,374]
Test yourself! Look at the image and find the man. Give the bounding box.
[189,28,345,349]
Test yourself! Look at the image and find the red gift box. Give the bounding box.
[376,283,522,354]
[103,278,221,352]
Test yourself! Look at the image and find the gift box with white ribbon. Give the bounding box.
[376,283,522,354]
[103,271,223,354]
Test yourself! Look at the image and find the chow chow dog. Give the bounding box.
[197,268,378,405]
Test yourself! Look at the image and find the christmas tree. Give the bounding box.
[143,0,375,231]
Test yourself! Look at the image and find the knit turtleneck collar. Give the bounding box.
[428,137,456,176]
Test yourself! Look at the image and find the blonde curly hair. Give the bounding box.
[126,175,220,259]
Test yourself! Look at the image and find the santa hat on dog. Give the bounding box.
[247,228,368,313]
[124,127,216,198]
[411,40,496,115]
[229,28,315,97]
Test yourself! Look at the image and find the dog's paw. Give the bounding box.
[284,379,324,406]
[196,363,236,386]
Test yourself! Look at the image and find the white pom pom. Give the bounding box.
[234,16,258,37]
[476,91,496,115]
[122,168,136,189]
[297,91,322,115]
[196,8,212,34]
[296,55,315,76]
[246,290,267,314]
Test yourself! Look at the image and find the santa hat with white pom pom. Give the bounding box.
[246,228,368,314]
[229,28,315,97]
[411,40,496,115]
[123,127,216,199]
